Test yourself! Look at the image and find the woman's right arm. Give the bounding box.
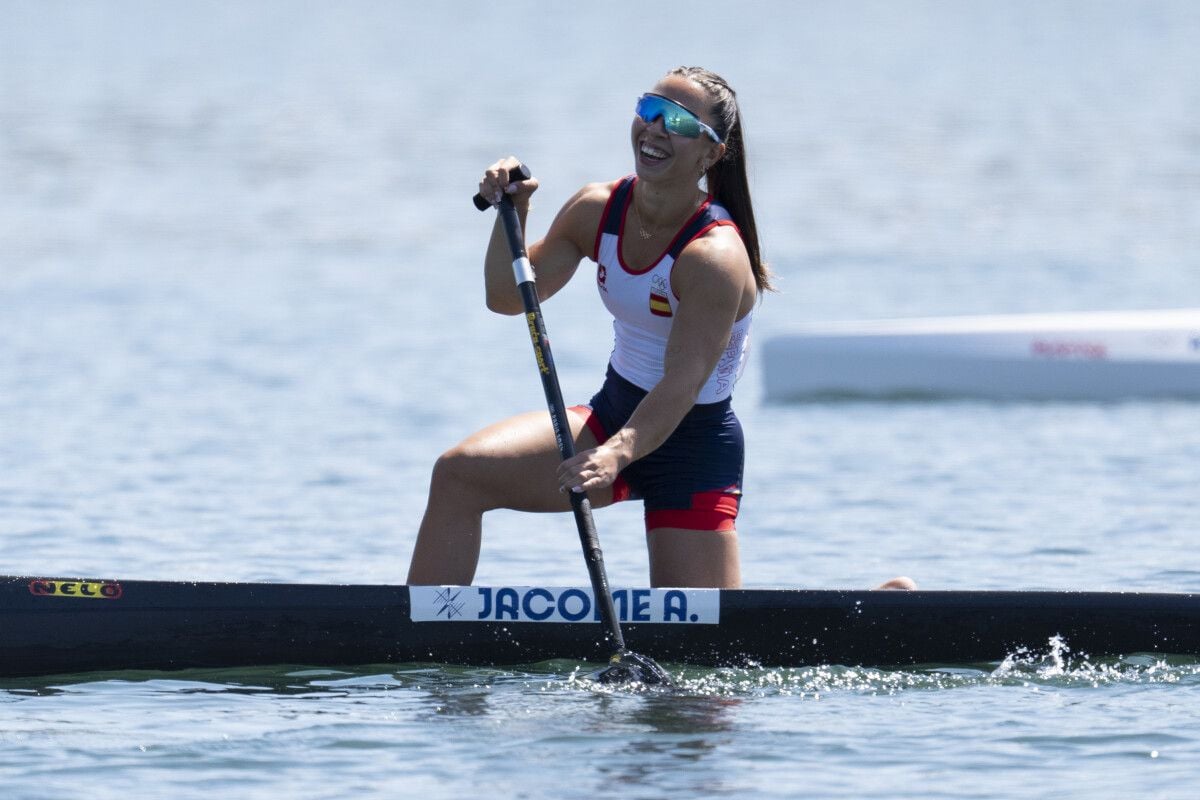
[479,159,610,315]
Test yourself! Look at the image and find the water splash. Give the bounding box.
[559,637,1200,697]
[988,636,1198,688]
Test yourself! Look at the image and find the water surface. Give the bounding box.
[2,1,1199,797]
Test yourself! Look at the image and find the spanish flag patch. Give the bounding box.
[649,292,673,317]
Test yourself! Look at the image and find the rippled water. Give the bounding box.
[2,1,1200,797]
[3,651,1199,798]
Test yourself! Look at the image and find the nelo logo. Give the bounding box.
[28,579,123,600]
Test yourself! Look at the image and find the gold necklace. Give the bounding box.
[631,200,656,240]
[631,196,696,241]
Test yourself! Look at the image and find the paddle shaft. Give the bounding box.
[493,194,628,654]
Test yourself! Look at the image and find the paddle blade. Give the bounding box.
[593,650,673,686]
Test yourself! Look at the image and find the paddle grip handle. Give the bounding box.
[473,163,533,210]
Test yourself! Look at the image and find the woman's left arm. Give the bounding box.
[556,229,750,493]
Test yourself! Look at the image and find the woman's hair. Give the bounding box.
[669,66,772,293]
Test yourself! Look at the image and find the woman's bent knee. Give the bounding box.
[428,446,494,509]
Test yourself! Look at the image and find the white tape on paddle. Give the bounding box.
[512,256,535,285]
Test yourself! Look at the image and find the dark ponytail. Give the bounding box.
[669,66,773,293]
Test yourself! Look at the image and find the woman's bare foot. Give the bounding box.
[874,576,917,590]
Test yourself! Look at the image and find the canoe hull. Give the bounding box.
[2,576,1197,678]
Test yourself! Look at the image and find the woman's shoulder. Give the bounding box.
[681,226,744,273]
[561,178,624,214]
[547,179,625,244]
[673,222,753,297]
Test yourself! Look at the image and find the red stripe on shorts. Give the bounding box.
[644,491,740,532]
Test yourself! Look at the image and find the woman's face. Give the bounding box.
[630,75,726,185]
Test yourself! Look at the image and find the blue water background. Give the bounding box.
[2,1,1199,797]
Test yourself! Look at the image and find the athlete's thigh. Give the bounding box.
[448,408,607,513]
[646,527,741,588]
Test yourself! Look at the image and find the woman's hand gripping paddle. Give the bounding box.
[474,164,672,686]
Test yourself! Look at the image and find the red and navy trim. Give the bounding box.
[594,176,740,277]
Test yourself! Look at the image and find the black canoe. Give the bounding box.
[1,575,1197,679]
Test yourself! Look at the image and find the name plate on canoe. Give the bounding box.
[409,586,720,624]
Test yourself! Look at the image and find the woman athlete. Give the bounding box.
[406,66,915,590]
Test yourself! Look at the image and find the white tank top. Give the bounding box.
[591,176,753,404]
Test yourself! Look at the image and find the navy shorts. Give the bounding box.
[572,365,744,531]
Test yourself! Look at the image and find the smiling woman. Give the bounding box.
[406,67,769,590]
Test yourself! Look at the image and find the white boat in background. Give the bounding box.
[762,309,1200,401]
